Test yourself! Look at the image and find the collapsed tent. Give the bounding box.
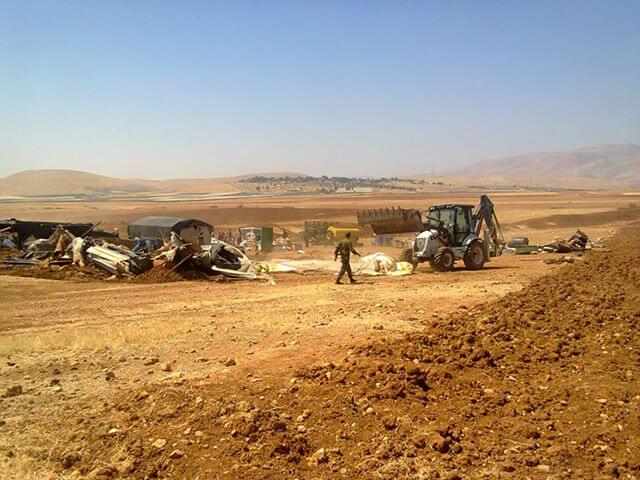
[191,240,259,280]
[0,218,118,244]
[354,253,414,276]
[85,244,152,276]
[262,253,414,277]
[127,217,213,244]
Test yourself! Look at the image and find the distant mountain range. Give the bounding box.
[442,144,640,189]
[1,144,638,196]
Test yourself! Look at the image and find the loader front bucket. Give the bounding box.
[357,207,423,235]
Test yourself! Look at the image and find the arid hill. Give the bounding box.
[443,144,640,189]
[0,170,306,197]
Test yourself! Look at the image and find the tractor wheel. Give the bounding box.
[463,241,485,270]
[398,247,418,270]
[432,247,455,272]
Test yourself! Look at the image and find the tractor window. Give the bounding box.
[431,208,455,226]
[455,208,471,244]
[456,208,470,233]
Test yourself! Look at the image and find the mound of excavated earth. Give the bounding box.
[37,226,640,478]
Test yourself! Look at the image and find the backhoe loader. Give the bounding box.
[357,195,505,271]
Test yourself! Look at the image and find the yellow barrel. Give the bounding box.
[325,226,360,243]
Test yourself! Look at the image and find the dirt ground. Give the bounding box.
[1,190,638,243]
[0,192,638,479]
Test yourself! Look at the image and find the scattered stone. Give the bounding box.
[431,433,450,453]
[4,385,22,398]
[169,449,185,459]
[382,417,397,430]
[108,428,120,436]
[365,406,375,415]
[410,434,427,449]
[60,451,82,469]
[297,425,307,433]
[223,358,237,367]
[152,438,167,449]
[373,324,384,330]
[88,465,118,479]
[307,448,328,466]
[104,371,115,381]
[143,357,159,366]
[137,390,150,401]
[536,464,551,473]
[160,363,172,372]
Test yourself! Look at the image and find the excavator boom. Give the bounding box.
[473,195,505,254]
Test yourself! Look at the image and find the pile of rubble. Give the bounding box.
[0,222,265,282]
[506,229,605,255]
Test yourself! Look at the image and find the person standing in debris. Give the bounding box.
[334,232,360,284]
[170,231,182,248]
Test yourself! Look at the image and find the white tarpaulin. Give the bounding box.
[354,253,414,276]
[264,254,414,277]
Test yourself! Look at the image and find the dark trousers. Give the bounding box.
[337,259,354,282]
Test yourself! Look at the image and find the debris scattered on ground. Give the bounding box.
[505,229,606,255]
[54,224,640,479]
[0,217,278,282]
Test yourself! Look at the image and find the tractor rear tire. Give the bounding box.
[432,247,455,272]
[463,241,485,270]
[399,247,418,270]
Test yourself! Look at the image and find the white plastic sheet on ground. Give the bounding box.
[253,262,301,274]
[354,253,414,276]
[262,259,338,273]
[262,254,414,277]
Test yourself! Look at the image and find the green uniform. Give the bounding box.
[334,238,360,283]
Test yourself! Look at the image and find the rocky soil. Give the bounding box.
[7,224,634,479]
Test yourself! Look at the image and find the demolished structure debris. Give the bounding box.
[127,217,214,245]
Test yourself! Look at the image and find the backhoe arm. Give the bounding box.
[473,195,505,255]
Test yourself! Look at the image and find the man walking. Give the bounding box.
[334,232,361,284]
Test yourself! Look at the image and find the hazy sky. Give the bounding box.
[1,1,639,179]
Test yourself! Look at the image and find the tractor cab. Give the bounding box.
[357,194,503,272]
[426,204,474,247]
